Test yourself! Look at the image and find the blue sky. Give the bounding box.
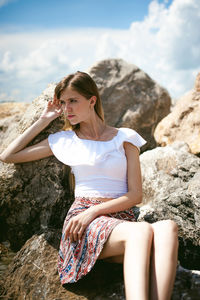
[0,0,172,30]
[0,0,199,103]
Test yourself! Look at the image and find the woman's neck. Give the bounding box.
[77,116,106,141]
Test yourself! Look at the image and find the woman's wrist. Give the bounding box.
[88,206,99,218]
[37,116,52,127]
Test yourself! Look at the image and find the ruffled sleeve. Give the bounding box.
[48,130,75,165]
[117,128,147,153]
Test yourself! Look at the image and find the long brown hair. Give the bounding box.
[54,71,104,131]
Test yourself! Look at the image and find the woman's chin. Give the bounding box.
[68,119,78,125]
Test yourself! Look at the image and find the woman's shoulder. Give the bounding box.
[116,127,147,150]
[48,130,74,140]
[118,127,137,135]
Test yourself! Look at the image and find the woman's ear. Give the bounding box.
[89,96,97,107]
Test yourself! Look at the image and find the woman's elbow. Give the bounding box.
[0,153,13,164]
[130,190,143,205]
[136,194,143,205]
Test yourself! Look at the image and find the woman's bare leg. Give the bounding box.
[99,221,153,300]
[150,220,179,300]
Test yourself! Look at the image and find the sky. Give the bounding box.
[0,0,200,103]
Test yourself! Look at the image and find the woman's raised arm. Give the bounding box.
[0,97,62,164]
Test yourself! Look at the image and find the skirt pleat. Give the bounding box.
[58,197,136,284]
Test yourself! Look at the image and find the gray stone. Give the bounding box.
[154,72,200,155]
[0,84,73,251]
[139,141,200,269]
[89,58,171,150]
[0,102,29,153]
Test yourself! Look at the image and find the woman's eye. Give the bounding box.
[70,99,77,103]
[60,100,65,105]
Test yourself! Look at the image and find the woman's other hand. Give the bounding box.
[65,207,98,243]
[40,95,62,121]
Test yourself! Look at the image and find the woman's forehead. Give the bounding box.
[60,87,82,100]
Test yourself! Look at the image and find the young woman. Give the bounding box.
[0,71,178,300]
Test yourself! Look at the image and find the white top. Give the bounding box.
[48,128,147,198]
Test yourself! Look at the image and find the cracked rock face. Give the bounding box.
[139,141,200,270]
[89,58,171,150]
[154,72,200,155]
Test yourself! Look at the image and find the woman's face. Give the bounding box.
[60,87,93,125]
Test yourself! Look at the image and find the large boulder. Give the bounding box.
[0,84,73,251]
[139,141,200,270]
[1,229,200,300]
[1,230,125,300]
[154,72,200,155]
[0,102,29,153]
[89,58,171,150]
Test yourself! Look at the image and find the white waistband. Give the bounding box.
[75,178,127,199]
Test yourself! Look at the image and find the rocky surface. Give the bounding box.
[139,141,200,270]
[0,102,29,119]
[154,72,200,155]
[89,58,171,150]
[1,230,125,300]
[1,229,200,300]
[0,102,29,153]
[0,85,73,251]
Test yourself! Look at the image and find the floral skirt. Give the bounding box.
[58,197,136,284]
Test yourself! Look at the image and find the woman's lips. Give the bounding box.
[67,115,75,119]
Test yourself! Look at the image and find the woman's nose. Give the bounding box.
[63,102,72,113]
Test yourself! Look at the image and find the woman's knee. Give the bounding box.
[152,220,179,245]
[123,222,153,244]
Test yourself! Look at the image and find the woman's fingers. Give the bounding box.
[65,217,87,242]
[70,222,81,242]
[77,226,85,241]
[53,94,58,104]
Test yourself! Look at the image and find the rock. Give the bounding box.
[0,84,73,251]
[0,241,16,280]
[89,58,171,150]
[1,230,200,300]
[172,266,200,300]
[139,141,200,270]
[0,85,57,150]
[0,102,29,153]
[154,72,200,154]
[195,72,200,92]
[1,230,125,300]
[0,102,29,119]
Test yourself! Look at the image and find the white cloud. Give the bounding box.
[0,0,200,103]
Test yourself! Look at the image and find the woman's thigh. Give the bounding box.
[98,222,126,261]
[98,220,152,261]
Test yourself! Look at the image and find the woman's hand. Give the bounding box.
[40,95,62,121]
[65,207,98,243]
